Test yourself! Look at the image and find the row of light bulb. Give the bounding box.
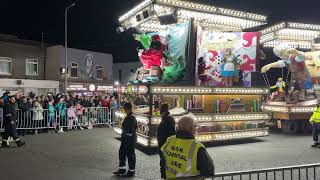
[116,113,150,124]
[213,88,268,94]
[263,40,313,49]
[196,114,270,121]
[261,105,289,112]
[288,22,320,31]
[139,20,174,32]
[261,30,320,44]
[114,127,155,147]
[277,29,320,40]
[149,114,269,124]
[113,87,148,93]
[196,131,268,141]
[153,5,247,31]
[260,32,276,43]
[156,0,266,21]
[261,22,286,35]
[152,87,211,93]
[119,0,153,22]
[178,9,264,29]
[262,105,318,113]
[146,5,263,31]
[157,0,217,12]
[152,87,269,94]
[139,18,242,33]
[261,22,320,35]
[290,107,317,113]
[199,22,241,32]
[215,114,270,120]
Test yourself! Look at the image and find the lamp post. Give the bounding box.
[64,2,76,94]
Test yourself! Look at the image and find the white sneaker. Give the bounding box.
[80,127,84,130]
[59,128,64,133]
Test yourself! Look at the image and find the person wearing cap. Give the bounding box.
[113,102,137,177]
[161,116,214,179]
[157,103,176,179]
[1,95,25,148]
[310,103,320,147]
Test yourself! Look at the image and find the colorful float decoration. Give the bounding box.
[116,0,270,147]
[196,29,259,87]
[260,22,320,133]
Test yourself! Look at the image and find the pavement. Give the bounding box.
[0,128,319,180]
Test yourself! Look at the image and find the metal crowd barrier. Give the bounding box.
[0,107,112,132]
[165,163,320,180]
[0,108,3,132]
[215,163,320,180]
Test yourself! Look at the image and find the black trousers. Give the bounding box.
[2,122,19,141]
[159,149,166,179]
[119,140,136,170]
[312,122,320,142]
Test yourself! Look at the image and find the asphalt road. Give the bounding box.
[0,128,319,180]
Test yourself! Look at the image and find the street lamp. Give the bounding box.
[65,2,76,94]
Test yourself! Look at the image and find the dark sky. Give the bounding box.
[1,0,320,63]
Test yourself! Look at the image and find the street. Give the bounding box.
[0,128,319,180]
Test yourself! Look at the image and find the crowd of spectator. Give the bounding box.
[0,91,119,134]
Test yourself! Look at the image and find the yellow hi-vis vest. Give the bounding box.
[310,107,320,123]
[161,135,205,179]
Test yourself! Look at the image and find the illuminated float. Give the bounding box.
[260,22,320,133]
[115,0,270,147]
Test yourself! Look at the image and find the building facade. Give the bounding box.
[113,61,141,84]
[0,34,59,96]
[46,45,113,95]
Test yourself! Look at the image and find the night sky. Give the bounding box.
[1,0,320,63]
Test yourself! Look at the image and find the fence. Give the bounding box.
[0,107,116,132]
[168,163,320,180]
[214,163,320,180]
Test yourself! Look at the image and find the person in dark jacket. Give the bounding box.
[161,116,214,178]
[18,96,32,135]
[1,95,25,148]
[113,102,137,177]
[157,103,176,179]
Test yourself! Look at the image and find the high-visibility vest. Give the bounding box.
[310,107,320,123]
[161,135,205,179]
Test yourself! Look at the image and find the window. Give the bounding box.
[26,59,38,76]
[0,57,12,75]
[70,62,78,78]
[118,69,122,82]
[96,65,104,80]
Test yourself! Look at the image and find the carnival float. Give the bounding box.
[114,0,272,147]
[260,22,320,133]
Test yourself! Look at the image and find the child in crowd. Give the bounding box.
[56,97,67,132]
[47,99,57,131]
[32,101,44,134]
[67,104,76,130]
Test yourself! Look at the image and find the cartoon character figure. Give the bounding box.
[261,44,313,98]
[286,80,301,104]
[220,48,239,86]
[198,57,210,86]
[270,78,286,101]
